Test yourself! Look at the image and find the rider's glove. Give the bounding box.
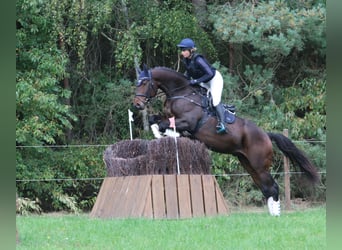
[189,79,198,85]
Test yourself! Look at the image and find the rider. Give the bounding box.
[177,38,227,134]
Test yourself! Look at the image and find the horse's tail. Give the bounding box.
[267,133,320,184]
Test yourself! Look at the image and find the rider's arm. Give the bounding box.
[191,56,215,84]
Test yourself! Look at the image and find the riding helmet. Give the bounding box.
[177,38,195,49]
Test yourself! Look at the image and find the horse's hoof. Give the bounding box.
[267,197,281,216]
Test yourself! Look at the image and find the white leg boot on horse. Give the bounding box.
[267,197,281,216]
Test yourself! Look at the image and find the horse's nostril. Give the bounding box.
[133,103,143,110]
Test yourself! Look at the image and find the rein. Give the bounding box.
[135,68,205,108]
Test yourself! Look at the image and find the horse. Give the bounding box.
[133,66,320,216]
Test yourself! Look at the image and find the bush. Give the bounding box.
[16,145,106,212]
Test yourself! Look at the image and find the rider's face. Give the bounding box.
[180,49,191,58]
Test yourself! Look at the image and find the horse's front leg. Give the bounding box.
[149,114,165,138]
[149,116,178,138]
[150,116,186,138]
[150,123,163,138]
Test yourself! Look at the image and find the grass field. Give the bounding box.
[16,206,326,250]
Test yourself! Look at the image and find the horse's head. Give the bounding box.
[133,66,192,110]
[133,66,158,110]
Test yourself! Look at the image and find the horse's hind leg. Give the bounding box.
[237,154,281,216]
[258,172,280,216]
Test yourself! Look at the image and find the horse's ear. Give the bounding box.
[143,64,149,73]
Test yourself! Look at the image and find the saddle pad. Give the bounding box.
[224,110,236,124]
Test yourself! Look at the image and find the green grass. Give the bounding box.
[16,207,326,250]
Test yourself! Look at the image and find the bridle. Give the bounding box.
[134,70,158,104]
[134,68,203,107]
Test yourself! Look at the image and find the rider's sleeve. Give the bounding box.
[194,56,215,83]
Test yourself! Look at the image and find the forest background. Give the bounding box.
[16,0,326,213]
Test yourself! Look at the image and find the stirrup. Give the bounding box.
[216,123,227,134]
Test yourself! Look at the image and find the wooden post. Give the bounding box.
[283,129,291,210]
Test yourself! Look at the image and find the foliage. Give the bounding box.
[208,0,326,110]
[16,197,42,215]
[51,193,81,214]
[114,0,217,72]
[279,78,326,139]
[16,146,106,211]
[208,0,326,150]
[261,77,326,140]
[16,0,77,145]
[70,74,135,142]
[210,1,325,63]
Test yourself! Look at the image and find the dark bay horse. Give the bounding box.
[133,66,320,216]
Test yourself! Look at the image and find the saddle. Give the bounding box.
[196,85,236,124]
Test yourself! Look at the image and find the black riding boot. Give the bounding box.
[215,103,227,134]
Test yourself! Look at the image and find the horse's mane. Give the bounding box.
[153,66,188,81]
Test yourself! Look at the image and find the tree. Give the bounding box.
[16,0,77,146]
[208,1,326,139]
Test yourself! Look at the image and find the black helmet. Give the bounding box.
[177,38,195,49]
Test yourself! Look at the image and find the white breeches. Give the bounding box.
[201,70,223,107]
